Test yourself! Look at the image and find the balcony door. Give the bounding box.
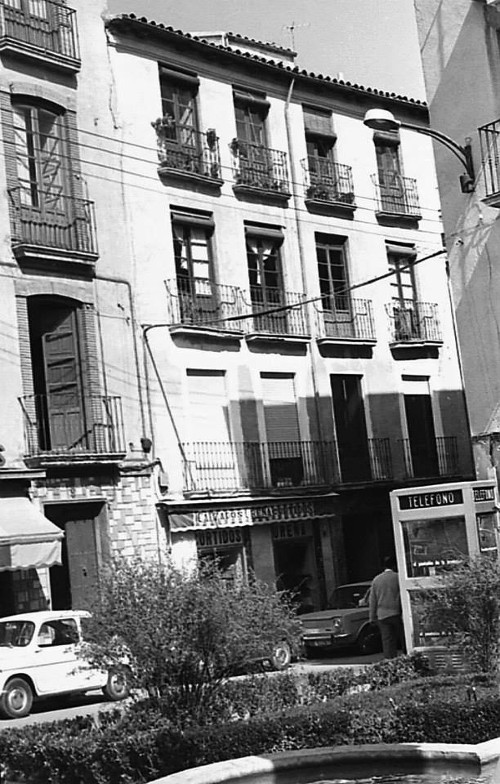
[234,92,270,186]
[171,211,215,326]
[28,298,86,452]
[330,375,371,482]
[316,234,351,337]
[245,226,285,333]
[261,373,303,487]
[159,67,200,170]
[387,245,418,340]
[403,378,438,478]
[375,137,403,211]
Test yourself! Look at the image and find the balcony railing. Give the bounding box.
[0,0,79,61]
[182,440,335,492]
[316,297,376,342]
[165,278,243,331]
[9,187,98,256]
[400,436,459,480]
[387,300,442,343]
[336,438,393,483]
[371,173,421,217]
[479,119,500,200]
[245,287,309,337]
[152,119,221,180]
[19,395,126,458]
[230,139,290,195]
[302,158,355,205]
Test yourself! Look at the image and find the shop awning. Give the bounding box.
[0,498,64,571]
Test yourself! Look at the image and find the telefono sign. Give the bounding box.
[399,489,463,510]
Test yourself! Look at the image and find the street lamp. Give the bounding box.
[363,108,475,194]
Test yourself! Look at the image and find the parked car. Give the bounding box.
[0,610,130,719]
[299,581,382,657]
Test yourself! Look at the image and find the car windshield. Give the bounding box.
[328,585,370,609]
[0,620,35,647]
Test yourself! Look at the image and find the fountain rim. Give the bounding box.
[149,739,500,784]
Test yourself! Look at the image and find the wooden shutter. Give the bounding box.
[303,107,335,139]
[261,373,300,443]
[187,370,230,442]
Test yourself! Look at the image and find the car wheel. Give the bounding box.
[0,678,33,719]
[270,641,292,670]
[357,626,382,656]
[102,668,130,701]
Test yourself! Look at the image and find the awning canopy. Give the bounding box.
[0,498,64,571]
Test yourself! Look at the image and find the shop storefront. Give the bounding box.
[163,495,339,609]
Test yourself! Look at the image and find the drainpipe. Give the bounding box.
[283,79,323,444]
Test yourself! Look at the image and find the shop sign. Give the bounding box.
[473,486,495,503]
[271,520,309,540]
[399,489,463,511]
[196,528,243,548]
[169,499,318,531]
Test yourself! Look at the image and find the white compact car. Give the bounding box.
[0,610,130,718]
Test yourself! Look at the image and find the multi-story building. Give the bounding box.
[0,0,473,615]
[413,0,500,484]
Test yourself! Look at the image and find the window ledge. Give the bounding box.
[12,243,99,269]
[375,210,421,229]
[0,39,81,73]
[481,192,500,209]
[24,452,127,468]
[245,332,310,344]
[317,336,376,347]
[233,183,291,205]
[305,197,356,219]
[157,165,223,190]
[169,324,244,339]
[389,339,443,348]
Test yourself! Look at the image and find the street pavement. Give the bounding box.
[0,649,384,729]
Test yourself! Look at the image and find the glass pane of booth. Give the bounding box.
[402,516,468,578]
[477,513,498,557]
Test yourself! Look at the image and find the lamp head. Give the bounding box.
[363,108,401,132]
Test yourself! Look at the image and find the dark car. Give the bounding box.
[299,581,382,657]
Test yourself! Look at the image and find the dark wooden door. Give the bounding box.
[404,394,439,477]
[331,375,371,482]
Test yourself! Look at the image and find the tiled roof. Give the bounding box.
[192,30,297,57]
[106,14,427,109]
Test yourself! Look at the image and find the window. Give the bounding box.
[245,224,285,331]
[171,209,215,324]
[330,375,371,482]
[233,90,269,146]
[316,234,349,313]
[402,376,438,478]
[387,244,418,340]
[233,90,276,190]
[261,373,303,487]
[160,66,199,146]
[374,131,403,211]
[13,102,67,212]
[303,107,336,195]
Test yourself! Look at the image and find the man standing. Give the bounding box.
[369,555,402,659]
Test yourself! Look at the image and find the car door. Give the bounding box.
[31,617,85,695]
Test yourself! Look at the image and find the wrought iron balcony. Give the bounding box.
[479,119,500,205]
[165,278,244,332]
[0,0,80,66]
[182,440,335,493]
[400,436,459,480]
[316,296,376,343]
[387,300,442,344]
[152,119,222,181]
[336,438,393,483]
[371,173,421,218]
[19,394,126,461]
[302,158,355,206]
[9,187,98,259]
[230,139,290,196]
[245,287,309,338]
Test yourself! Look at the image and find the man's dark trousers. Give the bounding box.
[378,614,402,659]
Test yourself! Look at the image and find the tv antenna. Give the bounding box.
[282,20,310,51]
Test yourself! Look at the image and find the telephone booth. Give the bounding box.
[390,480,499,659]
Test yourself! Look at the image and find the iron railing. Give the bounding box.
[182,440,335,492]
[302,158,355,205]
[245,287,309,336]
[0,0,79,60]
[231,139,290,194]
[400,436,459,479]
[9,187,98,255]
[19,394,126,457]
[479,119,500,198]
[371,173,421,217]
[165,278,243,331]
[387,300,442,343]
[336,438,393,483]
[316,296,376,342]
[153,119,221,180]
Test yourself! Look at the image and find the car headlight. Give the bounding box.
[331,617,344,633]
